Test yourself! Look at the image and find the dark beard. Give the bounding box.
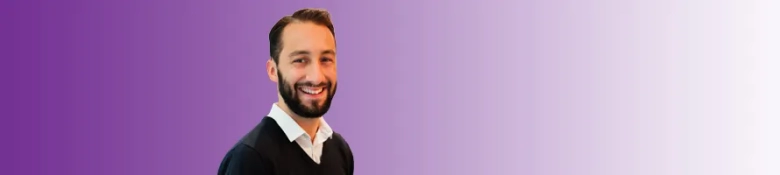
[277,71,337,118]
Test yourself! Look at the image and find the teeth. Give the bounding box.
[300,87,324,94]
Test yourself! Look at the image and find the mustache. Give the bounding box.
[294,81,331,87]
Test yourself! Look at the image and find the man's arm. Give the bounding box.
[346,143,354,175]
[218,144,273,175]
[334,133,354,175]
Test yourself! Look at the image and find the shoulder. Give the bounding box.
[217,117,284,175]
[240,117,282,147]
[221,142,265,162]
[330,132,353,161]
[330,132,352,150]
[330,132,354,174]
[218,142,274,175]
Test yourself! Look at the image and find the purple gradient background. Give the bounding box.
[3,0,779,175]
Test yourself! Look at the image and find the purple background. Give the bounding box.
[3,0,779,174]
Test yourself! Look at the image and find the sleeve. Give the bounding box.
[217,144,274,175]
[345,141,354,175]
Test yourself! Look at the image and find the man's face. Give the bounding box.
[272,22,337,118]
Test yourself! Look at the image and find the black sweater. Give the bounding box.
[218,116,354,175]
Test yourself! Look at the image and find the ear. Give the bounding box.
[267,58,278,83]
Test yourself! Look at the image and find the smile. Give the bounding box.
[299,86,325,95]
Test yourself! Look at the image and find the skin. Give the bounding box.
[266,21,337,143]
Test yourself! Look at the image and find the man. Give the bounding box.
[218,8,353,175]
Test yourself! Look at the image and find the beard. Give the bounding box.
[277,71,337,118]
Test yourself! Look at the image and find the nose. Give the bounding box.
[304,60,327,86]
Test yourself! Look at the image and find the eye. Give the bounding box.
[293,58,307,63]
[320,57,333,63]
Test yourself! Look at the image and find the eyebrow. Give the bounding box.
[288,50,336,57]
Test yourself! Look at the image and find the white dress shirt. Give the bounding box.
[267,103,333,164]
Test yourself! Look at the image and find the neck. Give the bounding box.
[291,115,320,142]
[276,102,321,142]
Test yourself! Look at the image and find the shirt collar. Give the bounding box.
[267,103,333,142]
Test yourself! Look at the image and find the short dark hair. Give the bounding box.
[269,8,336,64]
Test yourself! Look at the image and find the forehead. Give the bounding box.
[280,22,335,54]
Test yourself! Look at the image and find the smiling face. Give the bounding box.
[268,21,337,118]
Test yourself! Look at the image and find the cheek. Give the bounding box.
[280,68,305,81]
[325,69,338,81]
